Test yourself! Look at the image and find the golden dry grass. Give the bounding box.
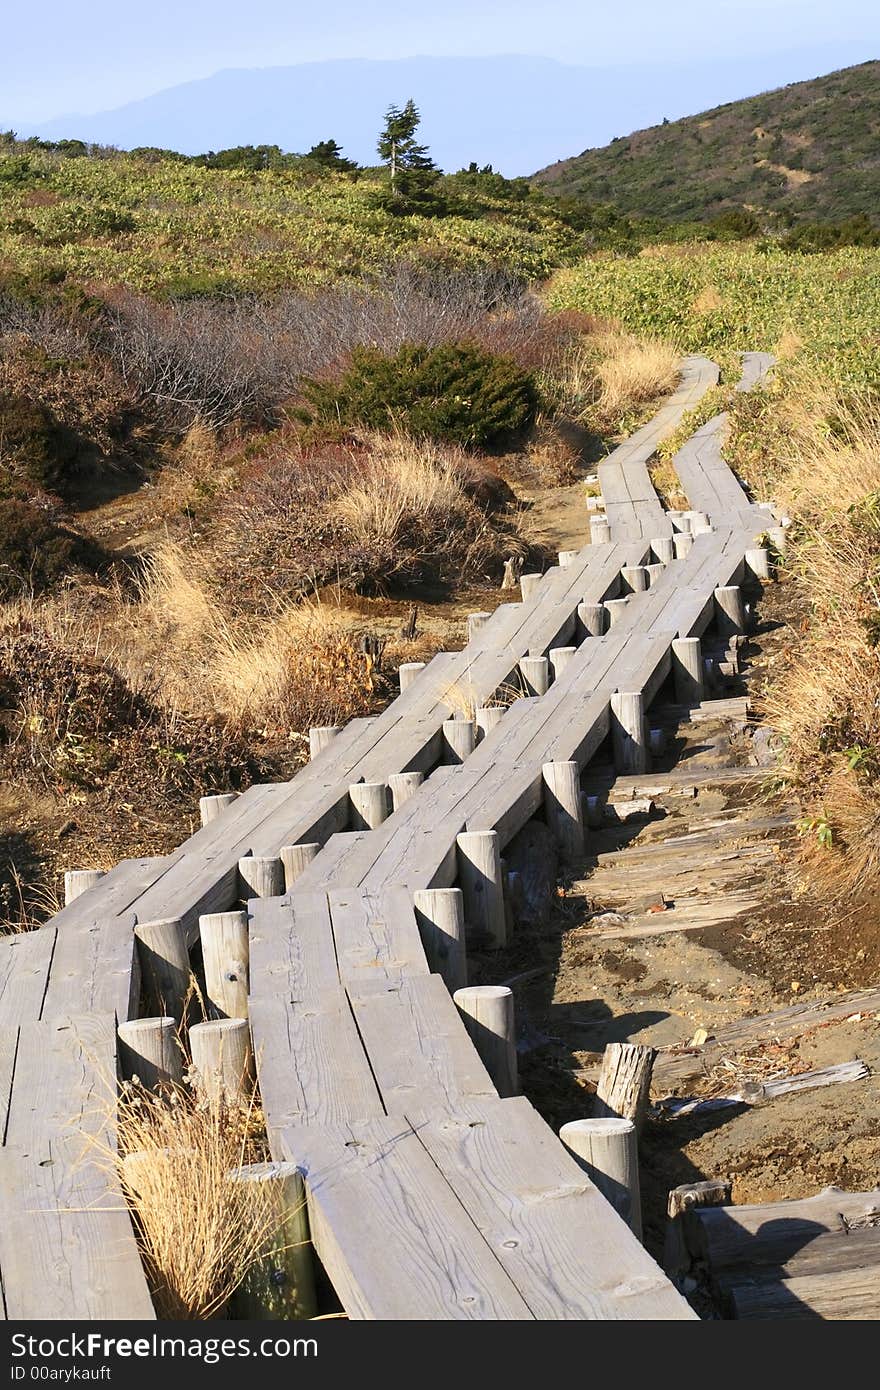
[112,1084,281,1320]
[549,330,679,430]
[330,434,469,545]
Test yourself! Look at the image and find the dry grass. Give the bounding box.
[329,435,471,547]
[548,331,679,431]
[112,1084,281,1319]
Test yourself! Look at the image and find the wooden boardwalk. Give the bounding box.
[0,352,778,1320]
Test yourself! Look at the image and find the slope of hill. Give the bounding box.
[533,61,880,221]
[13,46,876,179]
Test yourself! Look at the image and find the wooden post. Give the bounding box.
[610,692,648,774]
[348,782,390,830]
[586,495,605,513]
[500,556,522,590]
[766,523,789,554]
[280,842,320,888]
[135,917,190,1022]
[199,793,238,827]
[745,546,772,582]
[231,1162,318,1320]
[453,985,517,1098]
[604,597,629,627]
[671,636,704,704]
[714,584,746,638]
[413,888,467,993]
[664,1178,732,1278]
[577,602,605,638]
[308,725,341,759]
[549,646,577,682]
[644,562,666,587]
[651,537,675,565]
[590,516,612,545]
[621,565,648,594]
[584,793,604,829]
[520,572,543,601]
[542,761,585,862]
[689,511,713,536]
[648,727,667,757]
[455,830,506,948]
[200,910,249,1019]
[475,705,505,742]
[388,770,424,810]
[560,1118,642,1239]
[519,655,549,696]
[558,549,579,569]
[63,869,105,905]
[238,856,284,900]
[468,611,491,642]
[117,1016,182,1090]
[189,1018,254,1106]
[398,662,426,692]
[442,719,476,765]
[667,509,685,530]
[673,532,693,560]
[594,1041,656,1132]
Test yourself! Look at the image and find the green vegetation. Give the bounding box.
[302,342,538,446]
[533,60,880,224]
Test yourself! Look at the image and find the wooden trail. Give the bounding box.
[1,351,782,1320]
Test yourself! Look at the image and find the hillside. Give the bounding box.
[533,60,880,221]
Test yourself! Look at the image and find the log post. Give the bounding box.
[663,1178,732,1279]
[610,691,648,774]
[577,602,605,638]
[455,830,506,948]
[667,510,686,531]
[279,842,320,888]
[520,572,543,601]
[651,536,675,565]
[594,1041,656,1131]
[348,782,390,830]
[475,705,505,742]
[648,727,667,758]
[200,910,250,1020]
[519,655,549,696]
[604,597,630,627]
[199,793,238,827]
[621,565,648,594]
[238,856,284,901]
[442,719,477,765]
[388,770,424,810]
[714,584,746,639]
[453,985,517,1098]
[745,546,772,582]
[590,516,612,545]
[766,523,789,554]
[467,611,491,642]
[413,888,467,993]
[398,662,426,692]
[542,761,585,862]
[560,1117,642,1239]
[558,550,579,569]
[671,636,705,704]
[308,726,341,759]
[584,793,604,829]
[135,917,190,1022]
[117,1016,182,1090]
[549,646,577,682]
[688,511,713,536]
[673,532,694,560]
[231,1162,317,1320]
[63,869,105,905]
[501,556,522,590]
[189,1018,254,1106]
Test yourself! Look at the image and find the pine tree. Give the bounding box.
[305,139,357,171]
[376,99,444,214]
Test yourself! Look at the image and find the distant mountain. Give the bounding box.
[13,47,878,178]
[533,60,880,220]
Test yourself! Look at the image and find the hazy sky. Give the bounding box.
[5,0,879,122]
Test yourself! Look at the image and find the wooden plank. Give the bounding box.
[41,911,140,1023]
[729,1266,880,1320]
[348,975,498,1112]
[0,1014,155,1320]
[281,1117,536,1319]
[251,991,383,1135]
[247,891,339,999]
[408,1098,696,1320]
[329,885,429,988]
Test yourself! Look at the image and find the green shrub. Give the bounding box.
[302,342,539,446]
[0,393,93,493]
[0,499,103,596]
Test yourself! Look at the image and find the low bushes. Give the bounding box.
[0,498,103,597]
[302,341,539,447]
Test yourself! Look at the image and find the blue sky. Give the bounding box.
[5,0,879,123]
